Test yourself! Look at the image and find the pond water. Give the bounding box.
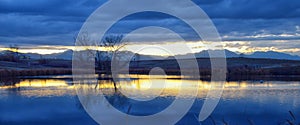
[0,76,299,125]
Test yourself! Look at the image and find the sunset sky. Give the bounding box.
[0,0,300,55]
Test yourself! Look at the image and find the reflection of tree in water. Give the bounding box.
[76,79,132,114]
[101,79,132,114]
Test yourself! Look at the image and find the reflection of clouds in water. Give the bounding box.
[74,78,300,108]
[0,78,300,103]
[0,78,299,124]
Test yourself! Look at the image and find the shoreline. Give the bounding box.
[1,69,300,82]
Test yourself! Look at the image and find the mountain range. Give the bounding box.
[2,50,300,61]
[187,50,300,61]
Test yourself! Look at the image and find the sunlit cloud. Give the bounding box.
[1,39,300,56]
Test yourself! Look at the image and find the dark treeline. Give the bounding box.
[0,68,72,78]
[127,57,300,74]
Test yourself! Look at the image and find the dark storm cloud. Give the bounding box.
[212,18,300,41]
[119,0,300,20]
[0,0,107,45]
[0,0,299,47]
[0,0,105,17]
[196,0,300,19]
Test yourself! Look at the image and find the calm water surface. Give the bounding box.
[0,76,299,125]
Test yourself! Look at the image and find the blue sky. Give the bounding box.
[0,0,300,55]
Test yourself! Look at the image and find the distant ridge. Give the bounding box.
[173,50,300,61]
[183,50,300,61]
[3,49,300,61]
[194,49,240,58]
[244,51,300,60]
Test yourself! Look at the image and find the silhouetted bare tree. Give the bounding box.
[96,35,127,73]
[75,33,129,92]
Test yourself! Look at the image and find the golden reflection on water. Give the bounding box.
[78,78,300,101]
[0,77,300,98]
[16,79,69,87]
[0,79,75,97]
